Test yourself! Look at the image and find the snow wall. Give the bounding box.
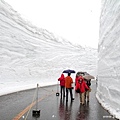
[0,0,97,95]
[96,0,120,119]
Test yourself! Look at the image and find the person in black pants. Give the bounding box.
[58,73,65,99]
[65,73,74,102]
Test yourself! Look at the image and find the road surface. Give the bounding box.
[0,81,118,120]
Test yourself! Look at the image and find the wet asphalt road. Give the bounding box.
[0,81,118,120]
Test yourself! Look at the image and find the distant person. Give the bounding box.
[58,73,65,99]
[76,76,89,105]
[96,75,98,87]
[84,79,91,102]
[65,73,74,102]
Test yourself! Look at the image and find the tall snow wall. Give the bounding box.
[96,0,120,119]
[0,0,97,94]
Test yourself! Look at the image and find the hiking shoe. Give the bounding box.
[71,98,74,101]
[81,103,85,106]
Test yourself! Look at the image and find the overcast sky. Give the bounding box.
[4,0,101,48]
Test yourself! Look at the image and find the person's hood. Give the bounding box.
[61,74,65,79]
[78,76,84,82]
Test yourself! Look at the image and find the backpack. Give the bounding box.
[86,80,91,87]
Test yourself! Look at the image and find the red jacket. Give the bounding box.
[76,76,89,93]
[58,74,65,86]
[75,76,79,85]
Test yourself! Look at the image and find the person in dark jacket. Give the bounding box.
[58,74,65,99]
[84,79,91,102]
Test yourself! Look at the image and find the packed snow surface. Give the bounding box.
[97,0,120,119]
[0,0,97,96]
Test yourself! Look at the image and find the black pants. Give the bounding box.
[60,86,65,98]
[66,88,73,101]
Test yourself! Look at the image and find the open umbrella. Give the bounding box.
[76,72,85,76]
[76,71,89,77]
[83,75,95,80]
[63,69,75,73]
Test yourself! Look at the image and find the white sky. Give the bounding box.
[4,0,101,48]
[0,0,97,95]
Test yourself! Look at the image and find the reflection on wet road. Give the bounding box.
[0,81,117,120]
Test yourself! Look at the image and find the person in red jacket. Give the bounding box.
[77,76,89,105]
[58,74,65,99]
[75,75,80,92]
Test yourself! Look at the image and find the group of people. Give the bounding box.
[58,73,74,102]
[58,73,91,105]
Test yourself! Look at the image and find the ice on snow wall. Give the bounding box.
[96,0,120,119]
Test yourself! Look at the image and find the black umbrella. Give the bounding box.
[63,69,75,73]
